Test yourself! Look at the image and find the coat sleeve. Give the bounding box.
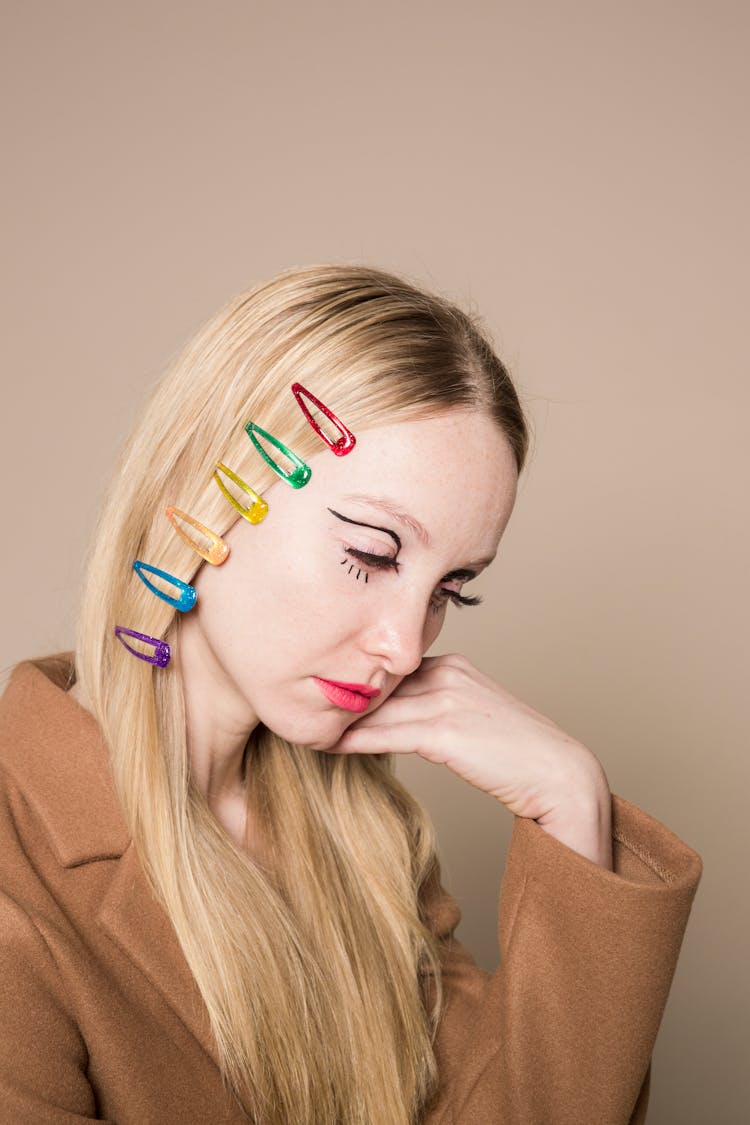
[0,895,114,1124]
[422,793,703,1125]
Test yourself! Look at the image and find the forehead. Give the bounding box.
[305,410,518,559]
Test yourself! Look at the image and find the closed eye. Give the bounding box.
[431,587,483,611]
[433,566,482,610]
[344,547,400,572]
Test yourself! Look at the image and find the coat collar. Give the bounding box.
[0,659,131,865]
[0,659,222,1070]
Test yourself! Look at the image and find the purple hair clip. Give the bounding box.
[114,626,171,667]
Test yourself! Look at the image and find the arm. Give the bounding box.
[335,655,702,1121]
[422,793,703,1125]
[534,768,614,869]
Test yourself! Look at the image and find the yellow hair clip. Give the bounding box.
[213,463,269,524]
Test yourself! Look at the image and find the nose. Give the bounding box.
[360,597,427,678]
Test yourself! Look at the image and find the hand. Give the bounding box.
[332,653,610,828]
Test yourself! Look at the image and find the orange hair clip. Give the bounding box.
[165,506,230,565]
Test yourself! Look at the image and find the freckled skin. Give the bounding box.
[179,411,518,798]
[177,409,610,867]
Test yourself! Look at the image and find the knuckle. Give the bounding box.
[442,653,473,678]
[437,687,462,713]
[432,664,457,688]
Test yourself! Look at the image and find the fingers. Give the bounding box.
[411,653,472,677]
[391,652,478,697]
[350,693,438,729]
[337,718,442,760]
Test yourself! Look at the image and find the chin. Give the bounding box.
[302,731,353,753]
[259,710,354,752]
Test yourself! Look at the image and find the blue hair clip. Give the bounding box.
[132,561,197,613]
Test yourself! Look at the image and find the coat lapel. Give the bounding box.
[2,661,223,1072]
[97,840,223,1070]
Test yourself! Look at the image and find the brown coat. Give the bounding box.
[0,661,702,1124]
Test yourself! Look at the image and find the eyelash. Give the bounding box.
[427,585,481,612]
[340,547,482,611]
[340,547,398,583]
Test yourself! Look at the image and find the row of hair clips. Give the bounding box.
[113,383,356,666]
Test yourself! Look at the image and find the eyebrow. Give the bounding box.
[339,493,431,546]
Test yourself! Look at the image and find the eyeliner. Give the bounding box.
[327,507,402,551]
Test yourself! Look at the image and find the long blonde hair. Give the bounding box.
[72,264,530,1123]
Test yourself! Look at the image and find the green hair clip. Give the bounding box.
[245,422,311,489]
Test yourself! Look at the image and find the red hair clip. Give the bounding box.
[291,383,356,456]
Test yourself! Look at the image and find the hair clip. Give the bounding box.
[213,462,269,523]
[291,382,356,456]
[244,422,312,489]
[114,626,171,667]
[165,507,230,565]
[133,561,197,613]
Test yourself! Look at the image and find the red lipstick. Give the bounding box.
[313,677,381,714]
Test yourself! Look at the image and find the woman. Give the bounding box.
[0,264,702,1125]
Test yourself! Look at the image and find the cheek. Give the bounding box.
[422,605,447,650]
[261,532,360,643]
[200,518,376,659]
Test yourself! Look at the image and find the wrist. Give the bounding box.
[535,764,613,869]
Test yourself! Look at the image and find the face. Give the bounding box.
[184,409,518,750]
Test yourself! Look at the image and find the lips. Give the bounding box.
[313,677,381,714]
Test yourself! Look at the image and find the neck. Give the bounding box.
[177,612,259,807]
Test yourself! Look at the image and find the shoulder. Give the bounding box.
[0,662,133,1021]
[0,657,130,872]
[0,656,79,780]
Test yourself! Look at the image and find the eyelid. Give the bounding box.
[346,547,400,571]
[435,569,481,608]
[340,532,398,557]
[441,568,478,585]
[329,508,400,560]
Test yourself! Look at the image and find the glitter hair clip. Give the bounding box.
[213,462,269,523]
[114,626,171,667]
[165,506,230,565]
[291,382,356,456]
[114,384,350,670]
[245,422,312,489]
[132,561,197,613]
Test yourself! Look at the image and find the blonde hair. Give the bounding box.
[72,264,530,1123]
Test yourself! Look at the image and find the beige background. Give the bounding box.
[1,2,747,1121]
